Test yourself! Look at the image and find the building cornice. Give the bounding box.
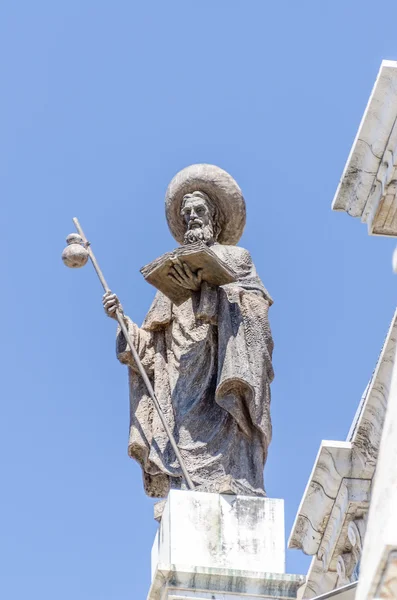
[332,60,397,236]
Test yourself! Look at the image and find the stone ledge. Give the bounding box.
[288,441,354,555]
[289,311,397,599]
[148,564,305,600]
[289,310,397,560]
[332,59,397,236]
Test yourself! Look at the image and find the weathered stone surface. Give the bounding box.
[148,490,304,600]
[289,310,397,599]
[332,60,397,236]
[153,490,285,574]
[288,441,371,558]
[355,317,397,599]
[104,165,274,498]
[148,567,305,600]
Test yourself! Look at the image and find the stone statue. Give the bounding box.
[103,164,274,498]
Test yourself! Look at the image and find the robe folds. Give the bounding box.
[117,243,274,498]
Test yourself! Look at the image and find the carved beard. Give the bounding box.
[184,222,215,245]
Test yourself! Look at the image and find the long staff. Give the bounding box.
[62,217,195,491]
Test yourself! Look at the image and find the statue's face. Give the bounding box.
[181,192,213,232]
[181,191,216,245]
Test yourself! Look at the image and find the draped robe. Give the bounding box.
[117,243,274,498]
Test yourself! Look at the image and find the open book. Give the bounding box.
[140,241,237,305]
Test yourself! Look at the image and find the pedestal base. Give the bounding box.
[148,490,304,600]
[149,564,304,599]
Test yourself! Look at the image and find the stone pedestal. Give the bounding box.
[147,490,304,600]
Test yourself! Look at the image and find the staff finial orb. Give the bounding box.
[62,233,89,268]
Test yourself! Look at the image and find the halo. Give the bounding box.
[165,164,246,245]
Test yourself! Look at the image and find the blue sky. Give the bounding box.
[1,1,397,598]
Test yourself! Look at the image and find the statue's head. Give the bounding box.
[166,164,246,246]
[181,191,221,245]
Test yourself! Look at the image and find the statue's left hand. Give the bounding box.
[168,259,202,291]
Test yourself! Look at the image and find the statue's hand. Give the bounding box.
[103,291,124,319]
[168,259,203,292]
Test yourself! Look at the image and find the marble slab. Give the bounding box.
[148,490,304,600]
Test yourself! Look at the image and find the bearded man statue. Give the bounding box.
[103,164,274,499]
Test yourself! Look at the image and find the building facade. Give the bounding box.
[289,60,397,600]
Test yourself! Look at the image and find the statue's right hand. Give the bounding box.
[103,291,123,319]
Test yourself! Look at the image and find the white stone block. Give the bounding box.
[147,491,304,600]
[154,490,285,575]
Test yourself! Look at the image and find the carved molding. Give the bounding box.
[365,119,397,236]
[288,443,372,557]
[376,550,397,599]
[290,310,397,559]
[332,60,397,237]
[290,311,397,599]
[317,481,370,572]
[288,442,352,554]
[299,519,365,599]
[349,309,397,475]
